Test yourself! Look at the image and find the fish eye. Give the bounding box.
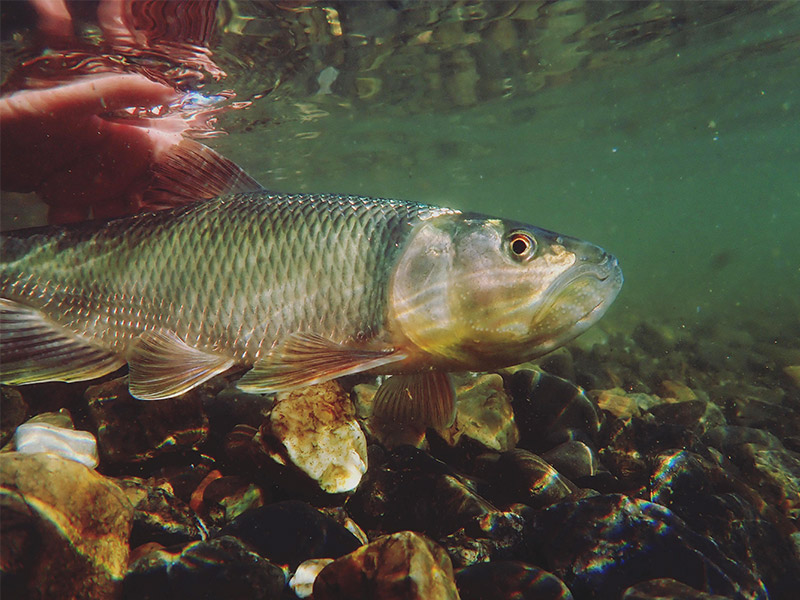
[509,232,536,260]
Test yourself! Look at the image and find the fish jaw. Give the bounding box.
[387,214,623,371]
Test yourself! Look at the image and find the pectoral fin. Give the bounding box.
[0,298,125,385]
[128,330,235,400]
[236,333,407,393]
[372,371,457,431]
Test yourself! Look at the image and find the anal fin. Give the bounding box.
[236,333,407,394]
[128,330,235,400]
[0,298,125,385]
[372,371,457,431]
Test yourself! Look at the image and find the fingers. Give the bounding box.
[0,73,178,122]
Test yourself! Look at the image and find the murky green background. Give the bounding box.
[206,1,799,328]
[2,1,798,328]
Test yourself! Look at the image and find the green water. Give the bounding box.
[208,1,800,328]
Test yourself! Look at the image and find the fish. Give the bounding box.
[1,178,622,430]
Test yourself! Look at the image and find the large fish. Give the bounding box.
[1,182,622,429]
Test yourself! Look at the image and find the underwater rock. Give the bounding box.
[659,380,698,403]
[646,399,722,433]
[440,510,526,568]
[220,500,362,569]
[262,381,367,494]
[290,558,335,598]
[622,578,731,600]
[703,425,785,452]
[13,410,99,468]
[597,416,650,487]
[648,451,800,600]
[314,530,459,600]
[0,452,133,600]
[123,535,285,600]
[733,443,800,519]
[346,445,497,538]
[594,388,642,418]
[86,376,209,463]
[493,448,578,509]
[524,494,768,600]
[506,369,602,452]
[117,477,206,548]
[536,347,576,381]
[0,386,27,447]
[456,560,573,600]
[442,373,519,452]
[193,474,265,526]
[541,440,604,481]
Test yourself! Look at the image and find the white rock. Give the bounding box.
[268,381,368,494]
[14,422,99,469]
[289,558,334,598]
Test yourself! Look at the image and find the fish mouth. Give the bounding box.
[529,252,623,347]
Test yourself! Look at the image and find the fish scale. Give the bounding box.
[1,192,452,362]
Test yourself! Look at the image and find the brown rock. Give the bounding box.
[595,388,641,419]
[314,531,459,600]
[443,373,519,452]
[0,452,133,600]
[659,380,698,403]
[1,387,27,448]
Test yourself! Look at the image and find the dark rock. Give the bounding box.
[506,370,603,452]
[123,535,284,600]
[456,561,573,600]
[117,478,206,548]
[647,400,710,429]
[492,449,578,509]
[346,445,497,538]
[542,440,604,481]
[622,578,731,599]
[314,530,459,600]
[441,510,526,568]
[524,494,767,600]
[0,452,133,600]
[703,425,784,452]
[220,500,361,569]
[86,376,209,463]
[0,386,28,447]
[197,475,265,525]
[537,347,576,381]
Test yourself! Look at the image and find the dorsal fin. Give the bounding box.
[236,333,407,394]
[142,139,263,209]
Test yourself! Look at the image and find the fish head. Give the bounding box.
[389,214,623,370]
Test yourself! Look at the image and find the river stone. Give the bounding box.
[220,500,362,569]
[290,558,335,598]
[314,531,459,600]
[622,578,732,599]
[117,477,206,548]
[12,409,99,468]
[263,381,367,494]
[346,445,497,538]
[0,386,27,447]
[524,494,768,600]
[456,560,573,600]
[435,373,518,452]
[506,370,603,452]
[493,448,578,509]
[86,376,209,463]
[0,452,133,600]
[123,535,285,600]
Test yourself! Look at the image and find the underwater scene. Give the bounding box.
[1,1,798,599]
